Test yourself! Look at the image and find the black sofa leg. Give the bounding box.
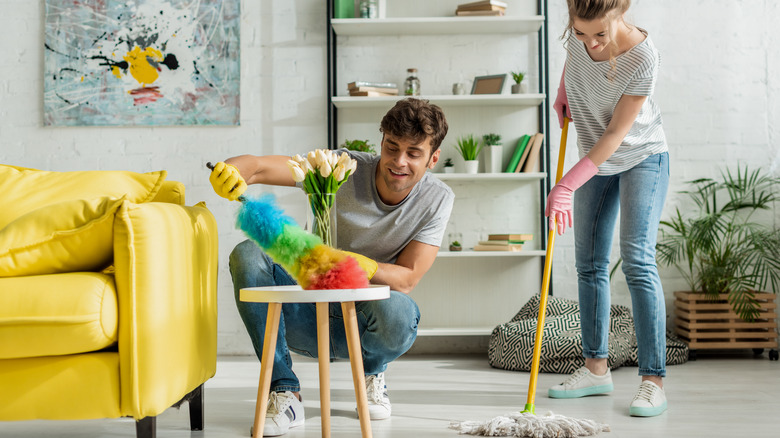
[136,416,156,438]
[189,384,204,431]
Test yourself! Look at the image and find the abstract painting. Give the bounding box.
[44,0,240,126]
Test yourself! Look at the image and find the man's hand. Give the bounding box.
[209,161,247,201]
[343,251,378,279]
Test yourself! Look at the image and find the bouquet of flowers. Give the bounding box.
[287,149,357,246]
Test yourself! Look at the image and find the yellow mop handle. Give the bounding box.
[523,115,569,414]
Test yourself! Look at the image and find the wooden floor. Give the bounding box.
[1,351,779,437]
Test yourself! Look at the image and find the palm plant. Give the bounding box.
[656,165,780,321]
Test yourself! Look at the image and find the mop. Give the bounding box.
[206,162,369,290]
[450,115,610,437]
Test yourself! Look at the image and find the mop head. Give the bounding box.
[236,193,369,289]
[450,411,609,438]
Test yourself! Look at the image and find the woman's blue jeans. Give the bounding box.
[573,152,669,377]
[229,239,421,392]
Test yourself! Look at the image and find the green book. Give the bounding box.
[334,0,355,18]
[504,135,531,172]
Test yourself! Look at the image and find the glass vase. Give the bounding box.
[307,193,337,247]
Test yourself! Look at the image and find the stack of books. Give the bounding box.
[504,133,544,173]
[473,233,533,252]
[348,81,398,97]
[455,0,507,16]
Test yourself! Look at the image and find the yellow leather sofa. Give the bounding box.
[0,165,219,438]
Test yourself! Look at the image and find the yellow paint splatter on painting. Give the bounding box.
[123,46,164,86]
[111,66,122,79]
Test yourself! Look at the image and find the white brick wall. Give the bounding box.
[1,0,778,354]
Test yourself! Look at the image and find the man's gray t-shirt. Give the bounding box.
[332,149,454,264]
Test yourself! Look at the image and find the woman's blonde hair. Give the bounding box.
[562,0,632,78]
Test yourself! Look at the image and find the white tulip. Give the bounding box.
[333,163,347,182]
[315,149,329,169]
[307,151,319,168]
[286,160,306,182]
[319,160,332,178]
[348,159,358,174]
[337,152,351,168]
[292,154,306,166]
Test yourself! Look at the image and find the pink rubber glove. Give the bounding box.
[545,157,599,235]
[553,67,573,129]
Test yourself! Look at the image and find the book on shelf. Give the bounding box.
[515,132,543,173]
[349,90,398,97]
[520,132,545,173]
[473,243,524,252]
[504,135,531,173]
[456,9,504,16]
[456,0,508,10]
[349,85,399,95]
[488,233,533,241]
[478,239,525,245]
[347,81,397,90]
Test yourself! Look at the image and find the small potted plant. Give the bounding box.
[482,133,502,173]
[511,71,527,94]
[449,240,462,252]
[454,134,483,174]
[443,158,455,173]
[341,138,377,154]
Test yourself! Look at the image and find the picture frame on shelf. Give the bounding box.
[471,74,506,94]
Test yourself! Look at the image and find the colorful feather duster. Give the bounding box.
[236,193,369,290]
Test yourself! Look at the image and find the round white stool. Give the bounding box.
[240,285,391,438]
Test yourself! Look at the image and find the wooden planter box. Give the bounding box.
[674,291,778,359]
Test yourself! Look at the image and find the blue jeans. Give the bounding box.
[573,152,669,377]
[229,239,421,392]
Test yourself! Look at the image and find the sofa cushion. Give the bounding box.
[0,165,166,229]
[0,196,126,277]
[0,272,118,359]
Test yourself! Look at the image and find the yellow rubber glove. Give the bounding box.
[209,162,247,201]
[343,251,378,280]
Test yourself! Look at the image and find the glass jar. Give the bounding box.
[359,0,378,19]
[404,68,420,96]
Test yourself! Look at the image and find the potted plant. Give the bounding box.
[511,71,527,94]
[341,138,376,154]
[656,165,780,358]
[482,133,502,173]
[443,158,455,173]
[455,134,483,174]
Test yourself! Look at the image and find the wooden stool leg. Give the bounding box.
[252,303,282,438]
[341,301,373,438]
[316,302,331,438]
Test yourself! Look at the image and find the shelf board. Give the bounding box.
[437,250,546,258]
[332,16,545,36]
[417,327,495,336]
[433,172,546,181]
[331,94,545,109]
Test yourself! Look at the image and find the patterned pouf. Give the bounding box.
[488,295,688,374]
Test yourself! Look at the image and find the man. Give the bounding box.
[209,98,454,436]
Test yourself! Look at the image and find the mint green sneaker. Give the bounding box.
[548,367,614,399]
[629,381,667,417]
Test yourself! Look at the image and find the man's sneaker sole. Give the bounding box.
[630,400,667,417]
[548,383,614,399]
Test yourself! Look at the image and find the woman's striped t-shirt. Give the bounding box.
[564,29,668,175]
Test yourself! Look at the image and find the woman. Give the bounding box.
[545,0,670,417]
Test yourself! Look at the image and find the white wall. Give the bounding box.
[1,0,778,354]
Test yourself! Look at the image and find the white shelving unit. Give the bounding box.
[327,1,551,337]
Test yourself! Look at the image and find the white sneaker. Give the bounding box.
[262,391,305,436]
[548,366,614,399]
[364,373,392,420]
[630,381,667,417]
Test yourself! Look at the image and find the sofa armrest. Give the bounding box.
[113,200,218,419]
